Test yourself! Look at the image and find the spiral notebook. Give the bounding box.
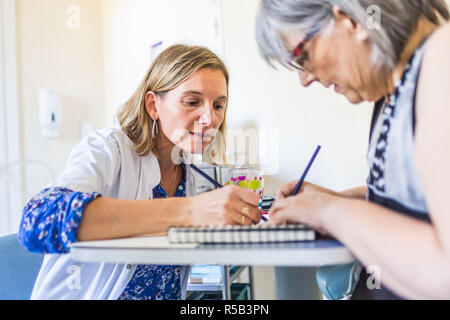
[167,224,316,244]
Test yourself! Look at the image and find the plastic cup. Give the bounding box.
[229,165,264,197]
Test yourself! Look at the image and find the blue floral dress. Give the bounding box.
[118,170,187,300]
[18,165,187,300]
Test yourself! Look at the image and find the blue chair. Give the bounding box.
[0,234,44,300]
[316,263,361,300]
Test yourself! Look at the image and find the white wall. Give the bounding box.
[101,0,224,126]
[10,0,105,235]
[0,0,9,235]
[221,0,373,196]
[0,0,22,235]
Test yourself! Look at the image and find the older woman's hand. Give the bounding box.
[275,180,340,200]
[187,185,262,227]
[269,184,343,235]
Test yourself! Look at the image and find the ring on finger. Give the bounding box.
[241,206,250,215]
[241,215,246,225]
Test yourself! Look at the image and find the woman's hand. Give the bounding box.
[269,183,343,234]
[187,185,262,227]
[275,180,340,200]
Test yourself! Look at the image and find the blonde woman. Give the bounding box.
[18,45,262,300]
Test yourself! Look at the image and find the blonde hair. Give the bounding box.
[117,44,229,163]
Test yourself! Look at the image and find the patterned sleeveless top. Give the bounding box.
[352,39,432,300]
[366,40,431,223]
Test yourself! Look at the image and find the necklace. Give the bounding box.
[162,165,180,197]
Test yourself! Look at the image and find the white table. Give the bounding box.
[71,238,353,266]
[70,237,355,299]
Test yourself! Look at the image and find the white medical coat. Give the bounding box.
[31,128,195,300]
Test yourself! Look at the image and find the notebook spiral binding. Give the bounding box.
[167,224,316,244]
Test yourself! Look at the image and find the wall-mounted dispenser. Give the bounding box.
[38,89,62,139]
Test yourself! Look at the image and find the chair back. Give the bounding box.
[0,234,44,300]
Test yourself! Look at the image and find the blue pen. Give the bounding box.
[291,145,322,196]
[189,164,268,222]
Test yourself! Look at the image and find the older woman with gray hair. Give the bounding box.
[257,0,450,299]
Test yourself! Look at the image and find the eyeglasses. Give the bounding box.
[287,29,319,72]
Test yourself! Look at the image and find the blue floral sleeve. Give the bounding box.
[18,187,101,254]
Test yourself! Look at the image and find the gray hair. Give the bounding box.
[256,0,449,70]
